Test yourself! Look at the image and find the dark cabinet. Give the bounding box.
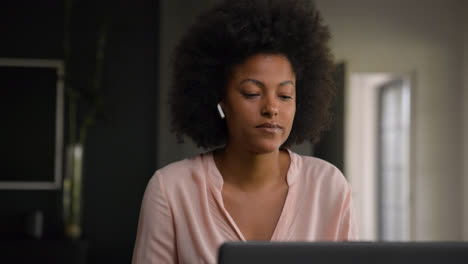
[0,240,87,264]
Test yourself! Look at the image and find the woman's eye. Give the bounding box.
[242,93,259,98]
[279,95,293,100]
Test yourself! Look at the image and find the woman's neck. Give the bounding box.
[214,144,289,191]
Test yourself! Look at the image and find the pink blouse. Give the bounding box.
[132,149,357,263]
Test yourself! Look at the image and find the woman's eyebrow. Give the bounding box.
[279,80,295,87]
[239,78,295,88]
[239,78,264,88]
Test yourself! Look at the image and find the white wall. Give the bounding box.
[315,0,465,240]
[348,74,394,240]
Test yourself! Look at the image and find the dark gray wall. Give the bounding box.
[0,0,158,263]
[0,0,66,240]
[313,63,346,173]
[156,0,218,168]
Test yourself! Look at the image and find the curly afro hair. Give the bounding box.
[169,0,336,149]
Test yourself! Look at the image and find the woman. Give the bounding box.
[132,0,357,263]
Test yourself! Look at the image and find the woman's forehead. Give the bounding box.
[230,54,296,81]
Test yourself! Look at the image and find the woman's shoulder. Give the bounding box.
[148,152,213,192]
[157,154,203,176]
[289,150,350,191]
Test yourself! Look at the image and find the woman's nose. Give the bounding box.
[261,96,279,117]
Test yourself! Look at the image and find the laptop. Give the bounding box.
[218,241,468,264]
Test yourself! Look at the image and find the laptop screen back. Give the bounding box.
[218,242,468,264]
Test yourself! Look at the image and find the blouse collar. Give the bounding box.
[205,148,299,191]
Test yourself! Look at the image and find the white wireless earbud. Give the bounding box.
[217,103,225,119]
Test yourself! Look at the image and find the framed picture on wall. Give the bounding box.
[0,58,64,190]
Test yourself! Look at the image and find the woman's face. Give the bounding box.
[222,53,296,153]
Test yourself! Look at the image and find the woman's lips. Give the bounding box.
[256,123,282,133]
